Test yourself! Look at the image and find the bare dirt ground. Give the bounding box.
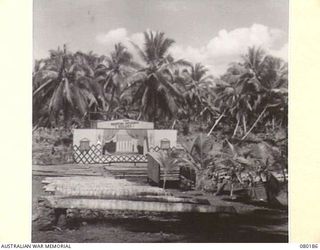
[32,164,288,243]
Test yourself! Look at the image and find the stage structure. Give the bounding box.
[73,119,177,164]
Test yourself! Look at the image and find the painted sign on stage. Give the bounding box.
[96,119,154,129]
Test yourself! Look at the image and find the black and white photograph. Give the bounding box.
[32,0,288,243]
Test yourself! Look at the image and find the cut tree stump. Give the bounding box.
[34,197,66,231]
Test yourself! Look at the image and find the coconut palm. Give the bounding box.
[180,63,216,120]
[257,55,288,129]
[238,47,288,138]
[94,43,140,114]
[208,76,243,136]
[212,47,288,138]
[33,45,99,128]
[183,63,213,97]
[214,76,261,137]
[125,31,189,122]
[165,63,216,132]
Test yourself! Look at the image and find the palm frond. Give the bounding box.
[33,79,55,97]
[153,72,182,99]
[48,79,64,113]
[130,41,149,64]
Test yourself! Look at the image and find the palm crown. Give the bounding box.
[126,31,189,122]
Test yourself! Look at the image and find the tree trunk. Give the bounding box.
[272,116,275,131]
[200,134,203,169]
[242,115,247,134]
[241,107,267,140]
[207,111,225,136]
[108,87,116,114]
[230,183,234,197]
[171,119,177,129]
[33,124,39,132]
[64,104,69,129]
[162,176,167,189]
[232,118,240,138]
[280,160,287,183]
[137,112,142,120]
[45,197,235,214]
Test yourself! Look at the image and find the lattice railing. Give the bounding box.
[73,144,180,164]
[148,146,179,153]
[73,144,103,164]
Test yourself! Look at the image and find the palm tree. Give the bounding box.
[94,43,140,113]
[125,31,189,122]
[212,47,288,138]
[257,55,288,130]
[208,72,244,136]
[180,63,215,120]
[238,47,288,138]
[175,134,231,190]
[33,45,98,128]
[165,63,217,133]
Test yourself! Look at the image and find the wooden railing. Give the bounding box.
[73,144,181,164]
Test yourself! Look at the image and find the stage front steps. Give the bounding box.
[104,163,148,181]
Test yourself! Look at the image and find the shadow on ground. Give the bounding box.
[32,168,288,243]
[33,208,287,243]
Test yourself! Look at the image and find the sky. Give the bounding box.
[34,0,288,75]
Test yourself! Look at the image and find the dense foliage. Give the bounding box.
[33,31,287,137]
[33,31,288,200]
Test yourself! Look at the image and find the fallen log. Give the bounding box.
[43,194,209,205]
[43,179,160,188]
[42,176,132,185]
[45,187,169,197]
[45,196,236,214]
[34,172,101,177]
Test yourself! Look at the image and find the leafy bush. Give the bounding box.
[33,128,73,165]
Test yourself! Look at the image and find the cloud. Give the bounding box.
[206,24,284,57]
[171,24,287,75]
[96,28,128,46]
[96,24,287,76]
[171,45,206,63]
[129,32,145,48]
[270,43,288,61]
[96,28,145,62]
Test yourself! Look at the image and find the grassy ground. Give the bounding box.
[32,164,288,243]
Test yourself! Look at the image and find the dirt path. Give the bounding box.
[32,164,288,243]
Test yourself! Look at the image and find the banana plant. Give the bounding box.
[156,150,174,189]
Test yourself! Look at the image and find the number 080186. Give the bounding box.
[300,244,318,248]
